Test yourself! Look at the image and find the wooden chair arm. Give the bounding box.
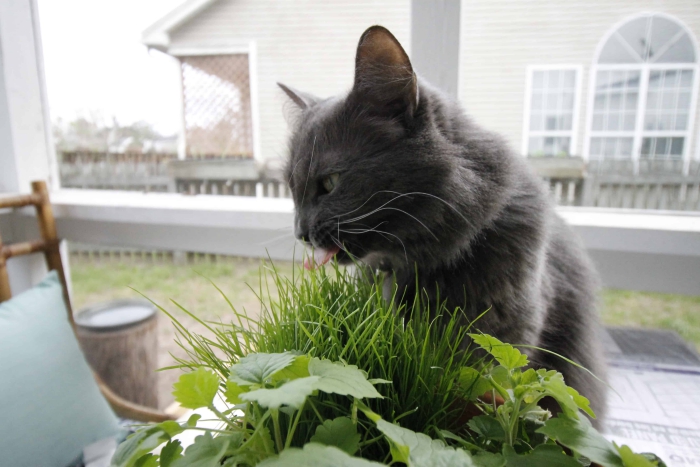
[93,372,177,423]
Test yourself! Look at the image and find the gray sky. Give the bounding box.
[38,0,183,135]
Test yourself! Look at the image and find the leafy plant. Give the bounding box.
[112,261,664,466]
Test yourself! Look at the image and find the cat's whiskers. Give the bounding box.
[339,226,408,264]
[344,207,438,241]
[380,190,472,225]
[256,231,295,246]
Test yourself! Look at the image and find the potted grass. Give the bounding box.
[111,261,664,467]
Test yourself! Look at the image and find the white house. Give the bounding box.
[142,0,700,167]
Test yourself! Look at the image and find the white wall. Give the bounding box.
[459,0,700,159]
[168,0,410,164]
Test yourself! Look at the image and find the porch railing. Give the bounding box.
[2,189,698,296]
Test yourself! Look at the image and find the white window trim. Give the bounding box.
[583,12,700,170]
[521,64,583,157]
[174,42,262,162]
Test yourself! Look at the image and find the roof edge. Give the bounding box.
[141,0,219,51]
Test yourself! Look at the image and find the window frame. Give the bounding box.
[170,42,261,162]
[583,13,700,168]
[521,64,583,157]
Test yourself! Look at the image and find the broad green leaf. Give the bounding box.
[538,372,582,419]
[171,432,229,467]
[469,334,528,369]
[224,379,247,404]
[240,375,320,409]
[269,354,311,383]
[111,426,172,467]
[172,368,220,409]
[468,415,505,441]
[257,443,385,466]
[490,365,511,389]
[502,444,581,467]
[615,445,661,467]
[458,367,492,400]
[472,452,506,467]
[158,421,186,437]
[159,440,183,467]
[229,352,296,386]
[134,455,157,467]
[186,414,201,428]
[375,419,475,466]
[566,385,595,418]
[309,358,382,399]
[310,417,361,455]
[519,368,538,386]
[537,416,622,467]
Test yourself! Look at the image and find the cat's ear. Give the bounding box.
[352,26,418,120]
[277,82,319,110]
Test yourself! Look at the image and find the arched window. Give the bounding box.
[586,13,699,161]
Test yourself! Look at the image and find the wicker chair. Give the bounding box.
[0,180,175,422]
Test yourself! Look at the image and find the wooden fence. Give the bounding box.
[58,152,700,263]
[534,158,700,211]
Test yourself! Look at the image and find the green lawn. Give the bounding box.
[69,257,700,352]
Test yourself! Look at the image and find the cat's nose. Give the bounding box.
[296,229,310,243]
[294,219,311,244]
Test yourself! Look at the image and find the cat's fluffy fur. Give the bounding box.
[281,26,607,423]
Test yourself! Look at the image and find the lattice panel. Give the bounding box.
[180,54,253,158]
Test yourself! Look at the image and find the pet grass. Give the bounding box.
[153,260,478,459]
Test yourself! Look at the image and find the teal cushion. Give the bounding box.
[0,271,121,467]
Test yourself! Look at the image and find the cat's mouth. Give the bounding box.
[303,245,342,270]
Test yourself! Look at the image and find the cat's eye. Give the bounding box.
[321,173,340,194]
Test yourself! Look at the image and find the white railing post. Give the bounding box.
[0,0,70,296]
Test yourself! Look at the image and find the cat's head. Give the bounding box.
[281,26,513,271]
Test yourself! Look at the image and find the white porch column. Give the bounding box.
[0,0,59,294]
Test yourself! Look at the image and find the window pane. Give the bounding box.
[648,16,682,62]
[597,14,696,64]
[656,34,696,63]
[671,137,684,155]
[563,70,576,88]
[528,137,570,157]
[592,114,604,131]
[529,137,543,155]
[592,70,640,132]
[532,71,545,89]
[643,69,693,131]
[548,70,561,87]
[618,17,650,60]
[590,137,633,159]
[599,34,640,63]
[641,137,684,159]
[680,70,693,88]
[594,93,607,111]
[527,68,578,152]
[675,113,688,131]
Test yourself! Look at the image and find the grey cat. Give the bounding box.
[280,25,607,424]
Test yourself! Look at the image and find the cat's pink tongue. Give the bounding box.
[304,246,341,270]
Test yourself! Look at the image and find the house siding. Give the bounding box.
[168,0,410,164]
[459,0,700,160]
